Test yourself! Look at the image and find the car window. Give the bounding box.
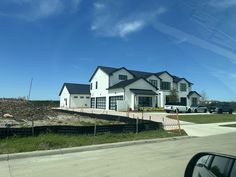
[210,156,229,177]
[196,155,212,168]
[230,162,236,177]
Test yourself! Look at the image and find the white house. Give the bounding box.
[89,66,201,111]
[59,83,90,108]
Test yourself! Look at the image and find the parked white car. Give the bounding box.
[190,105,208,113]
[164,104,190,113]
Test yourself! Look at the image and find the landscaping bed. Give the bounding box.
[167,114,236,124]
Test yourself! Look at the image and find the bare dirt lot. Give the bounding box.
[0,100,122,128]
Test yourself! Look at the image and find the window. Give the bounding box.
[230,162,236,177]
[90,83,92,90]
[210,156,229,177]
[74,96,78,98]
[149,79,158,88]
[96,97,106,109]
[91,98,95,108]
[109,96,123,110]
[119,74,127,80]
[180,83,187,92]
[95,81,98,89]
[192,97,197,106]
[86,96,90,99]
[161,81,171,90]
[80,96,84,99]
[138,97,152,107]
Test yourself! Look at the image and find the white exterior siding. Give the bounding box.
[178,80,189,105]
[60,87,90,108]
[90,68,109,98]
[70,94,90,108]
[109,69,134,87]
[189,93,201,106]
[60,86,70,108]
[159,73,173,90]
[124,79,157,110]
[87,66,200,111]
[146,75,160,89]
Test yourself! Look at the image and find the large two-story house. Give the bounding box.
[89,66,201,111]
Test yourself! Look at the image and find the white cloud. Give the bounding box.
[117,20,144,37]
[94,3,105,10]
[0,0,82,21]
[209,0,236,8]
[91,1,167,38]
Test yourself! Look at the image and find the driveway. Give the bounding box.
[1,132,235,177]
[182,121,236,137]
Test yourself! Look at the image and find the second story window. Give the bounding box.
[119,74,127,80]
[161,81,171,90]
[96,81,98,89]
[90,83,92,90]
[180,83,187,92]
[149,79,158,88]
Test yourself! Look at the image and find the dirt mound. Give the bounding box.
[0,100,58,120]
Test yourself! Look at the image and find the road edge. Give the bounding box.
[0,136,195,161]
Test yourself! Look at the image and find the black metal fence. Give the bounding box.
[0,110,163,138]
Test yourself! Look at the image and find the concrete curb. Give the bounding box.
[0,136,195,161]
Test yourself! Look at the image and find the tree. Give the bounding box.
[200,91,208,102]
[168,89,179,103]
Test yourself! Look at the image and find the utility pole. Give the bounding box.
[28,78,33,100]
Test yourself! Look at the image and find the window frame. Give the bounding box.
[118,74,128,81]
[161,81,171,90]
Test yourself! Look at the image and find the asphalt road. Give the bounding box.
[1,132,236,177]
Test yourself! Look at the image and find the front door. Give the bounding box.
[180,97,187,106]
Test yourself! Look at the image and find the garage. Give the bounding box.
[109,96,123,110]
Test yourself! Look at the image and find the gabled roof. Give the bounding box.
[108,77,157,90]
[172,76,193,85]
[130,89,157,95]
[156,71,173,77]
[89,66,117,82]
[59,83,90,96]
[188,91,201,98]
[128,69,153,78]
[89,66,193,85]
[108,78,140,90]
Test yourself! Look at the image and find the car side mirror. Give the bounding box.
[184,152,236,177]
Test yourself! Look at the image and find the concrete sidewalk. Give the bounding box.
[182,121,236,137]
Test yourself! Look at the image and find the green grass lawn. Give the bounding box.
[167,114,236,124]
[0,130,186,154]
[220,124,236,128]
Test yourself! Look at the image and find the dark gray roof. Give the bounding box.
[128,69,153,78]
[108,78,140,90]
[130,89,157,95]
[59,83,90,96]
[89,66,192,85]
[188,91,201,97]
[172,75,193,85]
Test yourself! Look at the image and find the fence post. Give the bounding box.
[136,116,139,134]
[149,116,151,120]
[94,118,97,137]
[176,110,181,135]
[31,119,34,136]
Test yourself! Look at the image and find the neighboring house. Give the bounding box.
[59,83,90,108]
[89,66,201,110]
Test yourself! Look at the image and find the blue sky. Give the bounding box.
[0,0,236,101]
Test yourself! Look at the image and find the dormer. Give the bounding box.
[109,67,134,87]
[146,74,161,89]
[157,71,173,91]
